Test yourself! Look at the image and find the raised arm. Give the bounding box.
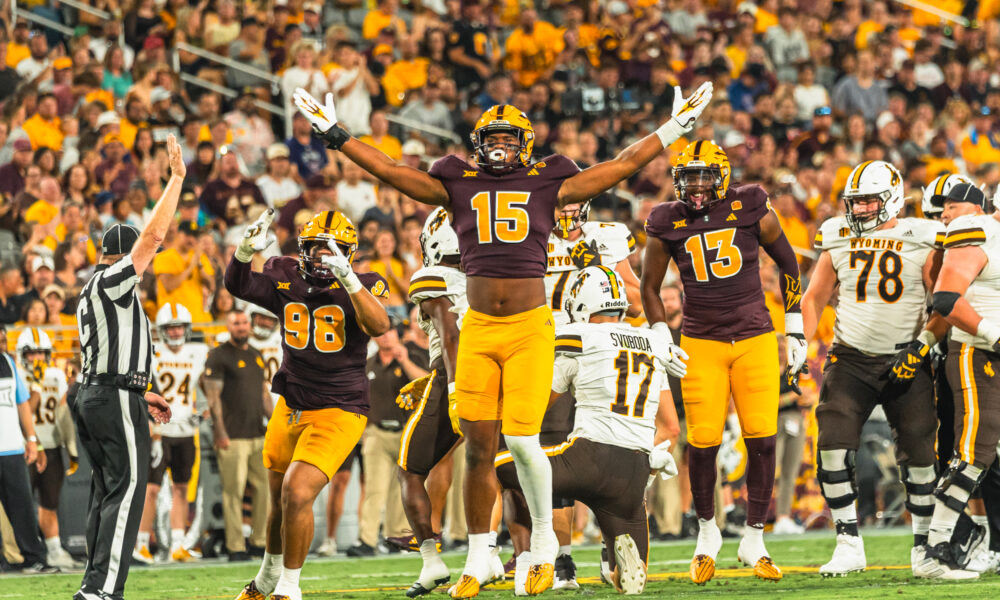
[557,82,712,206]
[132,135,186,274]
[291,88,449,206]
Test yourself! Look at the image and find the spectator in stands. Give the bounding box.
[286,112,330,180]
[16,30,49,83]
[765,8,809,83]
[300,3,325,44]
[276,174,333,243]
[359,110,401,161]
[398,84,453,145]
[94,134,138,199]
[832,49,889,121]
[368,229,411,321]
[9,256,55,319]
[103,45,133,100]
[256,143,301,210]
[0,267,24,325]
[228,19,271,90]
[280,40,328,133]
[0,139,34,198]
[335,159,377,225]
[23,95,62,152]
[961,106,1000,170]
[362,0,408,41]
[328,42,379,135]
[198,148,266,227]
[224,88,274,177]
[153,220,216,322]
[23,177,63,227]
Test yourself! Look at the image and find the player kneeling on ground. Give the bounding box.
[496,266,683,595]
[226,209,391,600]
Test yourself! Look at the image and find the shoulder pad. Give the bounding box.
[428,155,475,180]
[644,201,688,240]
[900,217,946,249]
[533,154,582,178]
[729,183,770,214]
[359,272,390,298]
[554,323,586,355]
[408,266,455,302]
[584,221,636,262]
[262,256,297,279]
[815,217,852,250]
[944,214,990,249]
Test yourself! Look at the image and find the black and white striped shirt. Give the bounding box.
[77,256,153,377]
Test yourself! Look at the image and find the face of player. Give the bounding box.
[846,195,884,226]
[163,324,186,347]
[941,200,983,226]
[679,169,717,211]
[251,314,278,339]
[555,204,583,239]
[24,349,47,366]
[484,132,520,168]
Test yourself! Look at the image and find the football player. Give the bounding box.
[16,327,77,570]
[247,305,282,389]
[135,303,208,563]
[227,209,391,600]
[496,266,681,595]
[797,160,946,576]
[396,208,471,596]
[916,183,999,579]
[544,201,639,588]
[293,80,711,598]
[641,141,805,584]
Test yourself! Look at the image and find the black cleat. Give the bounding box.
[404,576,449,597]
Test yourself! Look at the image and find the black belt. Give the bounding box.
[82,372,149,392]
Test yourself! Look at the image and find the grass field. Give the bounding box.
[3,529,1000,599]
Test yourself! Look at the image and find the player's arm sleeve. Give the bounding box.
[408,272,449,303]
[551,353,579,394]
[361,272,390,299]
[760,208,803,315]
[223,255,279,309]
[100,254,140,302]
[943,219,988,248]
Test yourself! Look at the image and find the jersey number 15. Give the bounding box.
[471,191,530,244]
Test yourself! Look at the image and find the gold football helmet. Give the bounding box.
[298,210,358,281]
[471,105,535,172]
[672,140,731,213]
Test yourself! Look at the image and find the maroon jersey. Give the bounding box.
[645,184,774,342]
[429,154,580,278]
[224,256,389,414]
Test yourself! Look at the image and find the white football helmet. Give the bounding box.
[16,327,53,365]
[420,207,460,267]
[922,173,973,218]
[155,303,193,348]
[843,160,905,236]
[563,265,630,323]
[246,304,279,340]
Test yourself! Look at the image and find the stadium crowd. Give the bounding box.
[1,0,1000,574]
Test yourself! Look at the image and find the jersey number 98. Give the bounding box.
[471,191,530,244]
[284,303,346,353]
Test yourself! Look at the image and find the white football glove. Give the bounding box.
[151,439,163,470]
[647,440,678,488]
[321,240,363,294]
[293,88,337,134]
[784,312,808,394]
[235,208,275,262]
[650,322,688,378]
[655,81,713,147]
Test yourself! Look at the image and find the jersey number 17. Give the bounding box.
[612,350,655,418]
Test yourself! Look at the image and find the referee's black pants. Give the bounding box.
[72,385,150,599]
[0,454,47,566]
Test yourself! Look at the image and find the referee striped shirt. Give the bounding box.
[76,255,153,377]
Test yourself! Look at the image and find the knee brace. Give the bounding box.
[934,458,986,514]
[817,449,857,509]
[899,464,937,518]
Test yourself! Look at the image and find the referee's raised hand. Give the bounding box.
[167,132,186,179]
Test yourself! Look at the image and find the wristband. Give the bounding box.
[976,318,1000,346]
[917,329,938,348]
[27,435,37,443]
[340,270,363,294]
[650,321,670,337]
[318,124,351,150]
[448,382,456,395]
[654,119,687,148]
[785,312,804,337]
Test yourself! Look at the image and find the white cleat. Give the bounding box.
[613,534,647,595]
[966,549,1000,574]
[514,552,531,596]
[820,534,866,577]
[315,538,337,557]
[47,547,80,570]
[406,558,451,598]
[269,584,303,600]
[772,517,804,535]
[485,544,506,586]
[913,543,979,580]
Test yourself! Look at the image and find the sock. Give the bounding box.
[273,566,301,594]
[136,531,150,549]
[504,434,553,523]
[170,529,185,551]
[972,515,989,527]
[488,531,498,548]
[929,463,983,546]
[906,464,936,542]
[835,521,860,537]
[463,533,491,580]
[558,544,572,558]
[420,539,439,563]
[743,436,777,527]
[688,445,720,521]
[45,537,61,554]
[254,552,283,594]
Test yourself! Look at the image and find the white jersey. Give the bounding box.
[249,331,283,405]
[545,222,636,326]
[816,216,943,355]
[944,214,1000,351]
[408,265,468,364]
[153,342,208,437]
[551,322,671,452]
[26,365,68,449]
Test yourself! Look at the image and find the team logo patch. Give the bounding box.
[731,200,742,211]
[673,219,688,229]
[986,363,995,378]
[237,360,246,368]
[839,227,851,238]
[276,281,291,290]
[527,168,539,176]
[463,170,478,177]
[784,275,802,311]
[394,367,402,377]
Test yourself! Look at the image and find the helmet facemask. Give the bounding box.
[299,239,355,283]
[251,313,279,340]
[844,192,893,236]
[555,202,590,238]
[159,323,189,348]
[675,166,724,214]
[473,129,527,174]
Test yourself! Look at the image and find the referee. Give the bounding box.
[72,135,185,600]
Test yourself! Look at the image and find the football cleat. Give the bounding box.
[966,549,1000,574]
[690,518,722,584]
[515,552,532,596]
[553,553,579,590]
[819,534,866,577]
[485,544,506,586]
[315,538,337,557]
[47,546,81,570]
[600,545,613,585]
[913,542,979,579]
[504,555,516,580]
[524,563,554,595]
[407,558,450,598]
[132,545,154,565]
[689,554,715,585]
[737,535,782,581]
[386,534,420,552]
[449,574,481,598]
[771,517,804,535]
[170,546,197,562]
[234,580,267,600]
[612,534,646,595]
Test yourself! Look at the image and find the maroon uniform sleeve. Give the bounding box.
[358,271,390,299]
[644,202,684,241]
[223,256,285,316]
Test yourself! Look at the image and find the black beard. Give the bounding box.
[232,335,249,346]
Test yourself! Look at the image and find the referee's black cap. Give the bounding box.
[944,183,988,210]
[101,223,140,255]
